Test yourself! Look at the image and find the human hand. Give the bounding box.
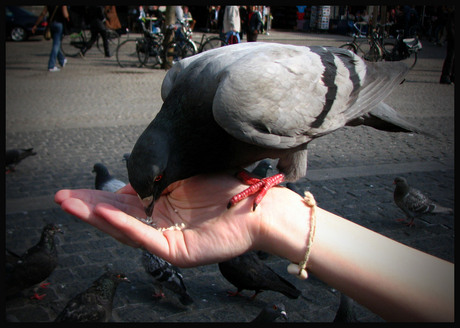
[31,25,37,34]
[54,173,311,267]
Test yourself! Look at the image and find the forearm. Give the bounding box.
[261,188,454,322]
[309,207,454,322]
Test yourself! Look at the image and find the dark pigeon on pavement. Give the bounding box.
[126,43,427,218]
[333,293,358,323]
[6,223,63,300]
[393,176,453,227]
[218,251,301,300]
[92,163,126,192]
[251,302,288,323]
[142,249,194,306]
[249,159,273,179]
[5,148,37,173]
[54,271,129,322]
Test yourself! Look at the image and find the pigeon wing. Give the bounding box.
[403,187,435,215]
[162,43,409,151]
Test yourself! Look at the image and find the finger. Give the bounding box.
[95,203,172,258]
[55,189,144,217]
[59,197,133,246]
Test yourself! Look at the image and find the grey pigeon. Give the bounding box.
[393,176,453,227]
[333,293,357,323]
[6,223,63,300]
[142,250,194,305]
[54,271,129,322]
[218,251,301,299]
[92,163,126,192]
[251,302,288,323]
[127,42,425,217]
[5,148,37,173]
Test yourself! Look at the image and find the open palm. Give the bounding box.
[55,173,264,267]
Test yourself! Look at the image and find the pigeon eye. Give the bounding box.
[273,305,278,310]
[155,175,163,182]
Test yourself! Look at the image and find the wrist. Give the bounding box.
[253,186,312,264]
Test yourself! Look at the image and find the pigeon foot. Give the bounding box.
[228,171,285,210]
[227,290,242,297]
[396,218,415,227]
[30,292,46,300]
[39,282,51,289]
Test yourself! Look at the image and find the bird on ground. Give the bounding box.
[218,251,301,300]
[6,148,37,173]
[393,176,453,227]
[92,163,126,192]
[6,223,63,300]
[142,249,194,305]
[251,302,288,322]
[54,271,129,322]
[333,293,357,322]
[126,42,429,218]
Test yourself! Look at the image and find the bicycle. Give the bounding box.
[61,27,120,57]
[340,23,421,69]
[196,33,227,53]
[116,19,165,69]
[339,22,387,62]
[163,20,198,64]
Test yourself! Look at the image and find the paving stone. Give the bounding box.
[5,29,454,322]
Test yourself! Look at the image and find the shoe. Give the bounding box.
[48,67,60,72]
[60,58,67,67]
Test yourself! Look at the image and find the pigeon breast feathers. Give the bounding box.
[161,43,408,150]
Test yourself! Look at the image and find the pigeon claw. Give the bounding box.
[30,292,46,300]
[227,290,241,297]
[228,171,285,210]
[39,282,51,289]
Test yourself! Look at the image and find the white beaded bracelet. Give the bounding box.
[287,191,317,280]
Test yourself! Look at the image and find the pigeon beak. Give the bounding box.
[280,311,288,321]
[139,195,154,217]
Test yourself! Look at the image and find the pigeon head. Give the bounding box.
[268,303,288,321]
[92,163,110,177]
[393,177,408,187]
[127,137,169,218]
[43,223,64,236]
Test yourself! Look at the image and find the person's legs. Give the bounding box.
[48,22,64,70]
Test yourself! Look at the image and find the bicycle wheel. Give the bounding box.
[61,32,86,57]
[116,39,142,68]
[163,40,196,66]
[383,42,418,69]
[200,37,227,52]
[363,44,383,62]
[339,43,358,54]
[143,40,164,69]
[97,29,120,57]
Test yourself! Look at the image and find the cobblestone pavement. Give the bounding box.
[5,30,454,322]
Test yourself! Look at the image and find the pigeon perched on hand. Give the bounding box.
[393,176,453,227]
[54,271,129,322]
[251,302,288,323]
[5,148,37,173]
[92,163,126,192]
[6,223,63,300]
[127,42,425,218]
[142,250,194,305]
[218,251,301,299]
